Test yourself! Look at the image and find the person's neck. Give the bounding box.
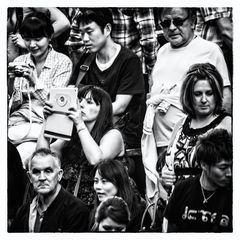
[191,113,217,128]
[172,33,196,49]
[38,184,61,211]
[84,121,95,132]
[200,172,218,191]
[97,40,118,64]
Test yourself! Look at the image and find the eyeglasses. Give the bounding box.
[160,15,189,29]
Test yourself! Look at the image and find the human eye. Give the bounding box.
[32,169,40,175]
[86,98,94,104]
[45,168,53,174]
[102,225,112,231]
[206,90,213,96]
[101,178,108,184]
[194,91,201,97]
[93,178,99,184]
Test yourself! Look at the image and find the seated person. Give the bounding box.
[91,159,151,232]
[37,85,125,208]
[68,8,145,149]
[9,148,89,232]
[91,196,130,232]
[161,63,231,191]
[163,128,232,232]
[8,11,72,167]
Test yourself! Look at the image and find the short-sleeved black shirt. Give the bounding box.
[81,47,145,147]
[164,176,232,232]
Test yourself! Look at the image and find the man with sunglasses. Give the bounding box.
[145,7,231,164]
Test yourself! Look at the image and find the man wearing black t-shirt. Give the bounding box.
[69,9,145,148]
[163,129,232,232]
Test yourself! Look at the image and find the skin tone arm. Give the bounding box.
[112,94,133,116]
[12,8,70,48]
[215,17,232,49]
[68,104,124,165]
[37,101,124,165]
[223,86,232,114]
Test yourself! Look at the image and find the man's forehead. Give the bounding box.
[215,159,232,166]
[161,8,187,18]
[30,155,58,169]
[79,21,99,30]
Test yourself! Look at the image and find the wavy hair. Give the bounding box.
[180,63,224,118]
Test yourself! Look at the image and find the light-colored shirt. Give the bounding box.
[12,46,72,105]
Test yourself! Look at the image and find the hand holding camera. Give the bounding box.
[44,88,78,141]
[8,62,33,82]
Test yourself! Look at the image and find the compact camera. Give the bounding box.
[44,87,78,141]
[8,62,29,77]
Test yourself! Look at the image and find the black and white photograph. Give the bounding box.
[1,0,239,240]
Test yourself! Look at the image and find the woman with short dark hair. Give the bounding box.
[8,11,72,166]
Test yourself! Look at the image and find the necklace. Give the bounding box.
[200,185,216,204]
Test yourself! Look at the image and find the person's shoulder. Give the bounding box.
[119,46,139,60]
[61,188,89,213]
[194,36,220,50]
[13,53,29,63]
[50,48,72,63]
[175,176,198,191]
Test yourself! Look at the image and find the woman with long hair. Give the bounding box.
[91,159,151,231]
[37,85,125,207]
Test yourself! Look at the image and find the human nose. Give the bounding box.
[201,94,207,103]
[94,180,102,190]
[82,32,90,42]
[225,167,232,177]
[39,171,46,180]
[168,20,177,30]
[29,39,37,47]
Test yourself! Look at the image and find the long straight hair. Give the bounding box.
[93,159,134,213]
[61,85,113,164]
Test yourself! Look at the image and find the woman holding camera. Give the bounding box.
[8,11,72,167]
[161,63,231,190]
[37,85,125,207]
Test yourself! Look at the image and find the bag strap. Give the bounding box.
[73,165,83,197]
[75,53,95,88]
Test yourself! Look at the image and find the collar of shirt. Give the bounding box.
[28,185,61,232]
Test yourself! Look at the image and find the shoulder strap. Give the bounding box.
[75,53,95,88]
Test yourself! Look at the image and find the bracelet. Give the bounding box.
[76,123,86,134]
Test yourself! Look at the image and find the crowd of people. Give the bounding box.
[7,7,233,233]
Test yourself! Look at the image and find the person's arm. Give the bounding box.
[36,101,66,156]
[112,94,133,116]
[23,8,70,38]
[134,8,159,74]
[67,105,124,165]
[46,7,70,38]
[215,17,232,49]
[223,86,232,114]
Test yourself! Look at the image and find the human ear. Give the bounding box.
[104,23,112,37]
[58,169,63,182]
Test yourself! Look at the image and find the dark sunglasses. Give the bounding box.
[160,15,189,29]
